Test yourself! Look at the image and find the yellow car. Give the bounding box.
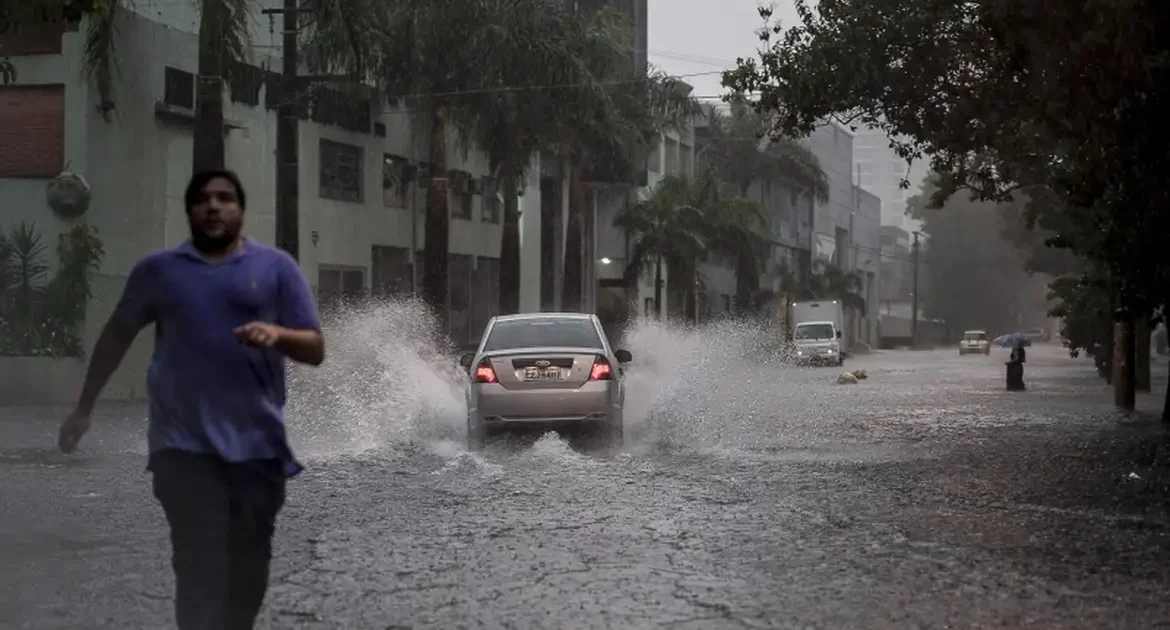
[959,330,991,356]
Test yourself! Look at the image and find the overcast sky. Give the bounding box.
[647,0,801,101]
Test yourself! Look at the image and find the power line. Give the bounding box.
[262,69,730,113]
[364,70,728,115]
[648,49,738,67]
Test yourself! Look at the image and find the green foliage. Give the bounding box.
[0,222,104,357]
[616,175,713,287]
[723,0,1170,323]
[907,173,1050,335]
[774,259,865,316]
[698,95,828,203]
[1048,272,1112,376]
[616,174,771,314]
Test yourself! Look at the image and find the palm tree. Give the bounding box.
[613,175,710,317]
[807,259,866,338]
[702,193,770,314]
[700,95,829,199]
[367,0,629,319]
[699,95,830,308]
[443,2,634,315]
[557,61,702,312]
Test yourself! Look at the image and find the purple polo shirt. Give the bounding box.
[112,238,320,478]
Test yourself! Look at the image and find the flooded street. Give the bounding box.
[2,313,1169,628]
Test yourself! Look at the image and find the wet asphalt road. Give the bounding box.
[2,342,1170,629]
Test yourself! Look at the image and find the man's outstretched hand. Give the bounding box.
[234,322,283,348]
[58,408,91,453]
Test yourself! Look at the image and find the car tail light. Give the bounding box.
[589,356,613,380]
[474,360,497,383]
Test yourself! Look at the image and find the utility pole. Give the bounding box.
[850,163,859,342]
[265,0,301,261]
[264,2,352,262]
[911,230,921,347]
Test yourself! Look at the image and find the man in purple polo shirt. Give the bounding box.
[57,169,325,630]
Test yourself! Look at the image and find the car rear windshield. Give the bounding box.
[482,318,603,351]
[795,323,835,340]
[964,332,987,340]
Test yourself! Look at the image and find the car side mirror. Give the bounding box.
[836,331,842,339]
[459,353,474,369]
[614,349,632,364]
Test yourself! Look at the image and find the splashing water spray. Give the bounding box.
[286,299,802,461]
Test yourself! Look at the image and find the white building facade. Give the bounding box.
[852,125,929,232]
[594,122,697,322]
[805,123,882,348]
[0,8,546,403]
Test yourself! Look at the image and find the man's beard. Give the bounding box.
[189,222,239,253]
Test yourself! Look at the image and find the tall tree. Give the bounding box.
[613,175,710,317]
[697,96,829,308]
[908,174,1050,338]
[370,0,598,320]
[557,66,702,313]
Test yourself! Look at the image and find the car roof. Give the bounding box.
[491,312,596,323]
[964,329,987,334]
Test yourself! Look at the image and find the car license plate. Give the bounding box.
[523,367,561,380]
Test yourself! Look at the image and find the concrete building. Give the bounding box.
[805,123,882,347]
[594,121,697,321]
[0,8,543,403]
[688,105,818,319]
[852,125,929,232]
[879,226,915,304]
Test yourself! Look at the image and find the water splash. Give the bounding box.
[619,315,807,452]
[285,303,813,461]
[286,298,466,459]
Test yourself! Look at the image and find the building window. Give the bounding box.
[0,85,65,178]
[164,66,195,109]
[317,265,365,314]
[319,139,364,203]
[647,138,661,173]
[452,191,473,220]
[370,245,413,297]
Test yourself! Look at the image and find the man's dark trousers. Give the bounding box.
[151,449,286,630]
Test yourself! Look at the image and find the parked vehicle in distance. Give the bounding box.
[460,313,630,451]
[788,300,845,366]
[959,330,991,355]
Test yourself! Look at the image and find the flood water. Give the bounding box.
[1,299,1168,628]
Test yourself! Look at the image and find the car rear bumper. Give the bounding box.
[470,381,619,427]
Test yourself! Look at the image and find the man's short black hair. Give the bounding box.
[185,169,247,213]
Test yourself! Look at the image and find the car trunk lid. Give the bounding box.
[484,347,603,390]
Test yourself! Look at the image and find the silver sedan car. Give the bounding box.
[459,313,632,450]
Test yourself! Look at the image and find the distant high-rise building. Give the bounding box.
[852,126,928,231]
